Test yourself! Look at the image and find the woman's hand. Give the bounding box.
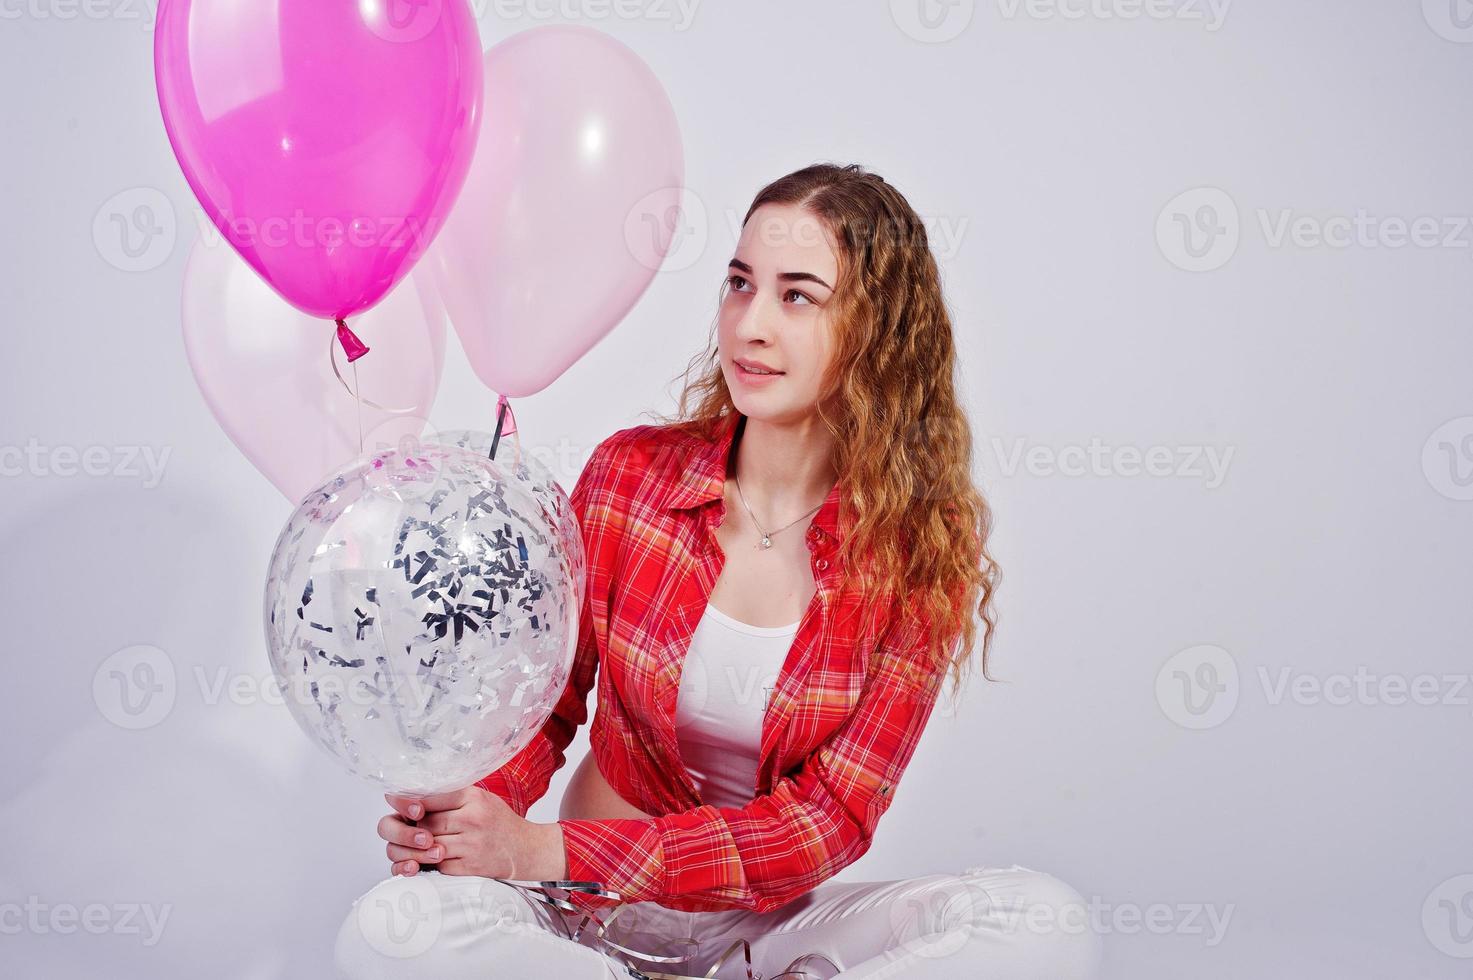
[378,786,567,881]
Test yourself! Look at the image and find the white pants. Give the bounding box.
[334,864,1102,979]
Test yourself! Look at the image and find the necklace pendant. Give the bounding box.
[759,534,773,550]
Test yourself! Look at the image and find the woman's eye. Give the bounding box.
[724,277,814,306]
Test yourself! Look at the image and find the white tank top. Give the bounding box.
[673,602,800,810]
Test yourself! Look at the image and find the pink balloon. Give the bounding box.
[424,26,684,398]
[181,238,447,503]
[154,0,483,321]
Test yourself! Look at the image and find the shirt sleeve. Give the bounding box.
[475,438,614,818]
[555,611,946,913]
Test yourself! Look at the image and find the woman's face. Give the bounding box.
[717,202,841,425]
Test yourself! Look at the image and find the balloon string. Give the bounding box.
[328,322,418,414]
[352,359,363,455]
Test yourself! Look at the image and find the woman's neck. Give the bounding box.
[728,414,838,520]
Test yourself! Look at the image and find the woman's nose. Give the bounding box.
[733,298,775,343]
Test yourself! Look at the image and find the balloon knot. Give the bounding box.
[335,319,370,362]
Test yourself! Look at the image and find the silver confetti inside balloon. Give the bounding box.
[262,442,584,797]
[434,429,585,615]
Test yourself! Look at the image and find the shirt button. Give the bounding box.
[815,558,829,571]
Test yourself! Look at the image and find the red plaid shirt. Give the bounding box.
[478,412,946,913]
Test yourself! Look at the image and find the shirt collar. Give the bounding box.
[660,411,850,545]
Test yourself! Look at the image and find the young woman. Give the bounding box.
[335,164,1101,979]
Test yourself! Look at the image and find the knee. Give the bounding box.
[334,873,546,979]
[335,874,438,979]
[960,866,1103,980]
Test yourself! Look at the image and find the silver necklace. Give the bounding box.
[732,474,826,550]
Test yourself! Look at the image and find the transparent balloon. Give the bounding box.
[262,443,584,797]
[434,429,585,615]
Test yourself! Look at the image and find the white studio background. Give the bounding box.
[3,2,1471,978]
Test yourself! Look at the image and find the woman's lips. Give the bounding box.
[735,361,784,385]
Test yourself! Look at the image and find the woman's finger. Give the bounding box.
[383,794,425,821]
[387,841,444,864]
[415,788,468,812]
[377,813,436,849]
[417,809,461,836]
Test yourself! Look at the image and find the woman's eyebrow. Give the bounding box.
[728,258,832,291]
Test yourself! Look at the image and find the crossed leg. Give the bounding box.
[335,871,617,979]
[692,864,1103,979]
[335,864,1101,980]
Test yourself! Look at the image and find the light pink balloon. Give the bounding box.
[154,0,483,321]
[181,238,447,503]
[425,26,685,398]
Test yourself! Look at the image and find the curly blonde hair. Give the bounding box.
[654,163,999,698]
